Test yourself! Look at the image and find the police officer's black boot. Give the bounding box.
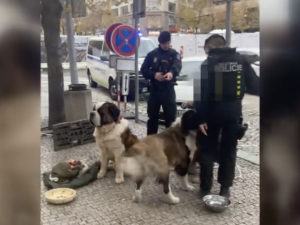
[219,186,231,198]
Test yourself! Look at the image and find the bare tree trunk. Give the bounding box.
[41,0,66,129]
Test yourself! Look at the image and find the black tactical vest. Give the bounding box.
[207,48,245,101]
[150,48,175,89]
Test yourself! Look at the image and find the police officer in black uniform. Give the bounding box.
[203,35,249,163]
[195,34,259,198]
[141,31,182,135]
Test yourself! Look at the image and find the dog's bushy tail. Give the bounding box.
[120,127,142,157]
[121,128,139,149]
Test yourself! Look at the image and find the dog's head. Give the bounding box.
[181,110,199,136]
[89,102,120,127]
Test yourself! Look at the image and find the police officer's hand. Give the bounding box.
[199,123,208,136]
[164,72,173,81]
[155,72,165,81]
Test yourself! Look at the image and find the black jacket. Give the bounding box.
[194,48,259,124]
[140,46,182,89]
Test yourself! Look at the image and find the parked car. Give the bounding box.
[86,36,156,100]
[158,56,205,122]
[159,49,260,122]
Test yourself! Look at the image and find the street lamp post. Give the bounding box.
[65,0,78,84]
[212,0,240,46]
[225,1,232,45]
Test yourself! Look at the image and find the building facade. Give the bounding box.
[110,0,178,36]
[109,0,259,35]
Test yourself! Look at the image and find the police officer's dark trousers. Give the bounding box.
[198,100,241,191]
[147,86,177,135]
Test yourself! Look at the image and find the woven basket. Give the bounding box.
[45,188,76,204]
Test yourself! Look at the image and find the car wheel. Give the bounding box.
[109,80,118,101]
[87,70,97,88]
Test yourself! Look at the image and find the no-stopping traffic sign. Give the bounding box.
[104,23,122,52]
[111,25,140,57]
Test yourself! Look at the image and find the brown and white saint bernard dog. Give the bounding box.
[89,101,131,184]
[120,110,199,204]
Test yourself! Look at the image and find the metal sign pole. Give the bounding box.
[117,72,121,108]
[225,0,233,46]
[116,58,135,119]
[65,0,78,84]
[124,96,127,111]
[134,0,139,123]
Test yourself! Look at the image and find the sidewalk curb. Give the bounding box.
[237,150,259,165]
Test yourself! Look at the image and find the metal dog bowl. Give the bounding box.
[202,195,231,213]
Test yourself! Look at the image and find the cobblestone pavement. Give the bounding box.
[41,71,259,225]
[41,119,259,225]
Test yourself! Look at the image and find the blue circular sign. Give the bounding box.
[111,25,140,57]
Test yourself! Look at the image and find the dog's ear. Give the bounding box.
[92,104,96,111]
[108,104,120,123]
[181,110,197,135]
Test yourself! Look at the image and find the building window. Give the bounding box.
[102,43,110,57]
[112,8,119,17]
[168,2,176,12]
[89,41,103,58]
[120,5,129,16]
[168,16,175,26]
[147,0,161,11]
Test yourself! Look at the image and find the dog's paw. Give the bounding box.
[167,196,180,204]
[115,176,124,184]
[178,175,195,191]
[132,190,142,203]
[165,193,180,204]
[185,184,195,191]
[97,171,106,179]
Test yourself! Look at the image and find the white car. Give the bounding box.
[236,48,260,76]
[159,56,206,121]
[86,36,156,100]
[175,56,207,103]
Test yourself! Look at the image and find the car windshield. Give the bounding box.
[238,51,260,64]
[177,61,202,81]
[138,39,156,58]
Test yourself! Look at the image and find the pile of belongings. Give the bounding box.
[42,159,101,189]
